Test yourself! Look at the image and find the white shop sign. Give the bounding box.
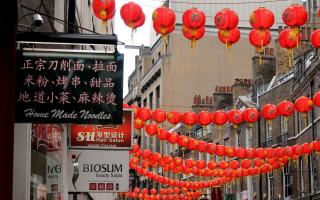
[68,150,129,193]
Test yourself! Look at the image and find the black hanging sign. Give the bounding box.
[15,50,123,124]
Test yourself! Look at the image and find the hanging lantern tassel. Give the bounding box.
[162,34,168,54]
[302,112,307,127]
[192,38,196,48]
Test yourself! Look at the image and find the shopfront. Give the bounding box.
[13,46,129,200]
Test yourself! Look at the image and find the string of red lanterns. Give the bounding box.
[125,187,201,200]
[130,144,291,178]
[126,92,320,132]
[92,2,320,54]
[131,120,320,160]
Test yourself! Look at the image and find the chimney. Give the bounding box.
[212,85,233,110]
[232,79,252,103]
[252,51,276,83]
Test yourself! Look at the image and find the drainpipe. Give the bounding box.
[258,111,263,200]
[309,80,316,200]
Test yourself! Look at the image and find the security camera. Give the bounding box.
[32,14,43,27]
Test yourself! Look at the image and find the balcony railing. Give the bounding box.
[276,133,288,146]
[262,139,273,148]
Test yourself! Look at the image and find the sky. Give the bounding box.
[114,0,161,97]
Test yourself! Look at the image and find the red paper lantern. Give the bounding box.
[173,157,183,166]
[216,145,226,156]
[197,111,212,126]
[152,7,176,42]
[219,161,229,170]
[120,2,144,29]
[150,188,157,195]
[163,155,173,164]
[256,148,266,159]
[198,141,208,152]
[285,146,294,157]
[182,111,197,127]
[130,105,140,118]
[212,110,228,126]
[191,166,199,175]
[134,118,145,130]
[249,29,271,54]
[226,146,236,157]
[142,188,149,195]
[188,138,199,150]
[196,160,206,169]
[157,128,168,141]
[242,107,260,126]
[215,8,239,31]
[230,160,240,169]
[311,29,320,48]
[279,28,301,67]
[282,4,308,33]
[279,28,301,49]
[132,144,140,153]
[246,148,257,159]
[183,7,206,29]
[206,143,217,154]
[167,132,179,144]
[265,147,275,158]
[313,91,320,106]
[254,159,264,167]
[218,28,241,49]
[152,152,162,163]
[123,103,130,108]
[261,104,278,120]
[173,187,180,195]
[250,7,274,29]
[152,109,166,123]
[145,123,158,136]
[301,143,312,155]
[92,0,115,22]
[143,149,152,160]
[277,101,295,117]
[178,135,189,147]
[292,144,302,156]
[139,108,152,121]
[275,147,285,158]
[241,159,251,169]
[133,187,140,194]
[182,26,205,48]
[185,159,195,168]
[227,109,243,128]
[294,96,313,113]
[207,161,218,170]
[236,147,247,159]
[312,141,320,152]
[167,111,182,125]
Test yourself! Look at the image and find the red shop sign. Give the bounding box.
[70,109,133,150]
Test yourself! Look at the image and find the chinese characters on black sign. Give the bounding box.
[15,50,123,124]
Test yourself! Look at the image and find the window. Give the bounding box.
[309,154,315,194]
[266,121,272,146]
[235,130,240,148]
[149,92,153,110]
[156,86,160,109]
[280,116,288,134]
[30,124,63,200]
[139,65,143,77]
[152,59,154,65]
[283,165,290,198]
[158,51,161,58]
[224,138,230,160]
[268,172,274,200]
[299,157,305,197]
[215,143,219,162]
[143,98,147,107]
